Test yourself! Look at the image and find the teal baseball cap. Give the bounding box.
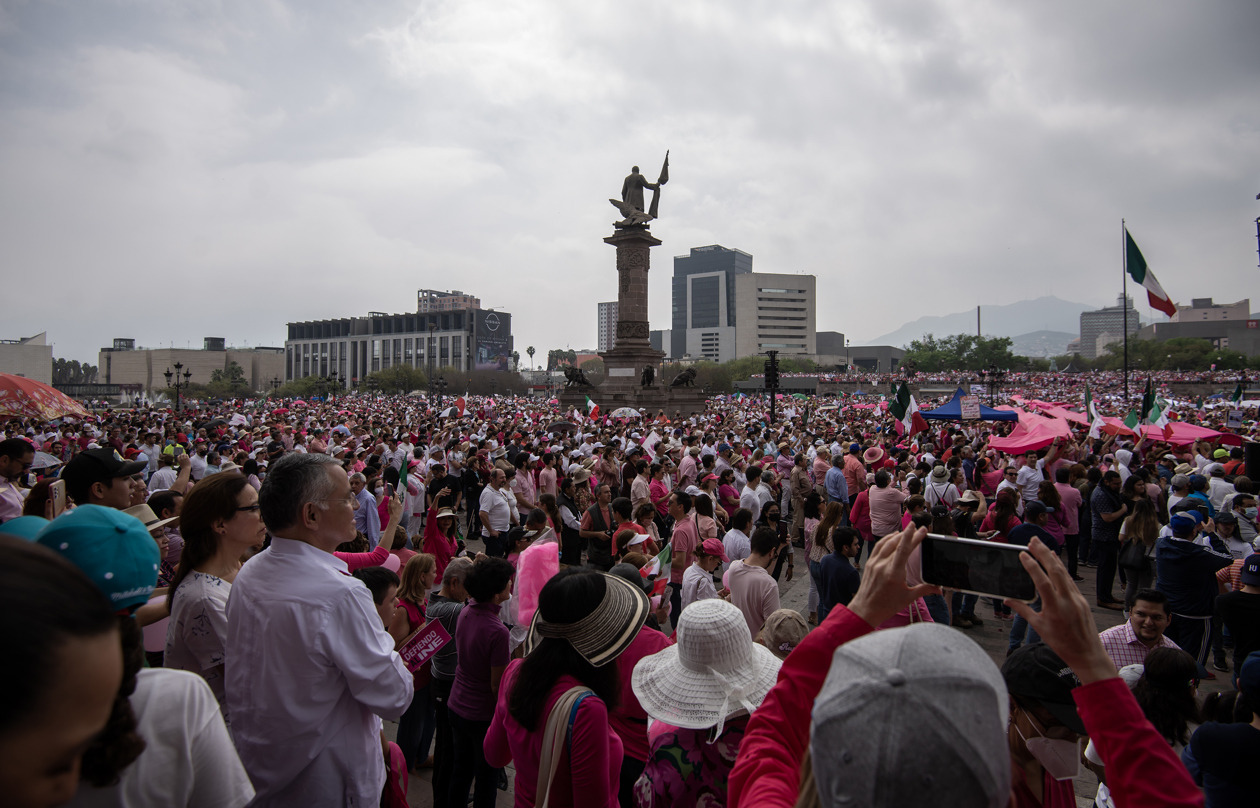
[36,505,160,613]
[0,515,49,541]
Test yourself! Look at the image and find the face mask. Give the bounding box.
[1014,714,1080,781]
[1245,507,1257,521]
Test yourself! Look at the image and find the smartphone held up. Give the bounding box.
[919,534,1037,603]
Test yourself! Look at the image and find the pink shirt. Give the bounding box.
[485,661,621,808]
[610,625,673,762]
[1054,482,1082,535]
[867,486,906,537]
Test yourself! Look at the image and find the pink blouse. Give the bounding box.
[485,661,621,807]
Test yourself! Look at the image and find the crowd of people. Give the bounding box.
[1,372,1258,808]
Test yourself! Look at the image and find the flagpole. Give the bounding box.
[1122,218,1129,401]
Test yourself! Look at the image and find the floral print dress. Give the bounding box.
[635,716,749,808]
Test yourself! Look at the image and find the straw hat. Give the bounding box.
[123,504,179,534]
[522,572,650,667]
[632,599,782,733]
[571,468,593,484]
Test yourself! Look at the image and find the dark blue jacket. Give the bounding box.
[1154,534,1232,616]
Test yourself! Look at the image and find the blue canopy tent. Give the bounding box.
[919,387,1019,422]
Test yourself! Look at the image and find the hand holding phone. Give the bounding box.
[49,480,67,518]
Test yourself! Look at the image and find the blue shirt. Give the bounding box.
[354,488,380,541]
[824,466,850,505]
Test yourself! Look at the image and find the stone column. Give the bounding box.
[604,228,662,349]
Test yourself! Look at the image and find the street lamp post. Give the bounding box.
[328,370,339,403]
[164,361,192,411]
[270,376,281,397]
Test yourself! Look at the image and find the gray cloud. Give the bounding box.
[1,0,1257,363]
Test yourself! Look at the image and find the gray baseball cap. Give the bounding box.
[810,623,1010,808]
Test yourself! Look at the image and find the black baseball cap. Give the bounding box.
[1001,644,1085,735]
[62,448,147,488]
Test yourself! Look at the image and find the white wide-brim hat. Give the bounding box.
[632,599,782,733]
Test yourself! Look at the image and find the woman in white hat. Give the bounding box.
[631,598,782,807]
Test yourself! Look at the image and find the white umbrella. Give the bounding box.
[30,451,62,469]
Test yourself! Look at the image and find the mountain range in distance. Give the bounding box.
[864,296,1096,355]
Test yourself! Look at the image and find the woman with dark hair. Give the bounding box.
[1132,648,1202,750]
[241,458,261,490]
[694,493,719,540]
[803,496,833,625]
[0,537,132,806]
[388,553,438,772]
[448,557,516,808]
[1120,498,1161,610]
[485,568,650,808]
[980,489,1021,620]
[165,471,266,715]
[1038,479,1068,552]
[717,468,741,517]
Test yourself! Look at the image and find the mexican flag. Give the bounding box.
[1126,229,1177,317]
[586,396,600,420]
[888,382,928,437]
[1084,383,1106,439]
[453,396,467,417]
[639,543,672,597]
[1123,410,1140,430]
[1141,378,1170,439]
[1231,382,1244,405]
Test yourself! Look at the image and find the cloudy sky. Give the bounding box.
[2,0,1257,364]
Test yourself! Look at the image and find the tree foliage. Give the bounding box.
[51,358,99,384]
[901,334,1021,372]
[546,349,578,371]
[1096,337,1257,371]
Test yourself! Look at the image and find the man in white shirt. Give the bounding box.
[480,467,518,556]
[722,508,754,572]
[1015,450,1044,504]
[226,453,412,806]
[739,465,766,525]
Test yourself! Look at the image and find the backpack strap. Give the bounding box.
[535,687,593,808]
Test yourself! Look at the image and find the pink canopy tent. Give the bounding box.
[1140,422,1242,447]
[1028,401,1090,427]
[988,409,1073,453]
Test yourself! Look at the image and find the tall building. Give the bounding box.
[670,245,753,362]
[597,301,619,352]
[733,273,817,359]
[417,289,480,313]
[1079,295,1141,359]
[284,308,512,381]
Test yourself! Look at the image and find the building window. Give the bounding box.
[372,339,380,372]
[691,276,721,328]
[404,338,413,366]
[440,336,449,362]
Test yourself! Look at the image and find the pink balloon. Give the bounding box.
[382,553,401,573]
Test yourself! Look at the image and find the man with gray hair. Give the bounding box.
[226,453,412,806]
[350,470,380,542]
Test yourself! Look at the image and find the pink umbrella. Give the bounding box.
[292,400,309,408]
[271,408,290,416]
[0,373,91,420]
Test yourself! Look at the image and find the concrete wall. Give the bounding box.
[0,333,53,384]
[100,348,285,393]
[734,273,816,359]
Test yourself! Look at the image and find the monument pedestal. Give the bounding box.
[558,225,708,419]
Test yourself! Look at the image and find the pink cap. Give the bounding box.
[700,538,729,563]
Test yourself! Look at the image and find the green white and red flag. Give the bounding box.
[1126,229,1177,317]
